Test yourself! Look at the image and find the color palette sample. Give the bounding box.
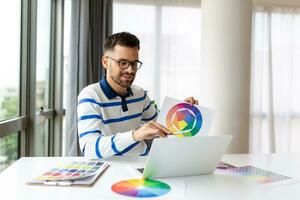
[111,179,171,198]
[166,103,202,137]
[216,165,291,184]
[34,161,105,181]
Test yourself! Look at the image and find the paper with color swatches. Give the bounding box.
[216,165,291,184]
[34,161,106,181]
[111,179,171,198]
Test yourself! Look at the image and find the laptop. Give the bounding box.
[137,135,232,179]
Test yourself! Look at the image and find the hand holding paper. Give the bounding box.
[132,121,172,141]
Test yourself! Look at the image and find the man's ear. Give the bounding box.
[102,55,108,70]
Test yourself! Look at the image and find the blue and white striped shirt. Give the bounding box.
[77,79,157,159]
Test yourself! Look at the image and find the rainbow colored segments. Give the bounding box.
[34,161,104,181]
[111,179,171,198]
[216,165,291,184]
[166,103,202,137]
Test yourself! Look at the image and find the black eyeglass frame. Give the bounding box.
[107,56,143,70]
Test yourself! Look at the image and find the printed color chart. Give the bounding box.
[112,179,171,198]
[216,165,291,184]
[34,161,105,181]
[157,97,215,137]
[166,103,202,137]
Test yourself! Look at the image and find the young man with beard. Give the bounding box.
[77,32,198,159]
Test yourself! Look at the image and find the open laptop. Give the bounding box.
[137,135,233,179]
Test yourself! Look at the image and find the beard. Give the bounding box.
[110,71,135,88]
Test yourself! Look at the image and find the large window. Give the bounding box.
[0,0,64,172]
[0,0,21,171]
[250,7,300,153]
[0,1,21,121]
[113,0,201,106]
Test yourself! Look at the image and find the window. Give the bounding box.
[0,0,21,121]
[250,7,300,153]
[113,0,201,106]
[0,0,21,171]
[0,0,64,169]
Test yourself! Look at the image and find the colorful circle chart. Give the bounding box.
[111,179,171,198]
[166,103,202,137]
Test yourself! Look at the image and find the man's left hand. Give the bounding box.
[184,96,198,105]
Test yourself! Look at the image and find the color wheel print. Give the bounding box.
[166,103,202,137]
[111,179,171,198]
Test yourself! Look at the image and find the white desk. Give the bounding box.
[1,154,300,200]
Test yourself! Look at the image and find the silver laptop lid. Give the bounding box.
[142,135,233,179]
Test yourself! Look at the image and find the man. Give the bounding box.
[77,32,198,159]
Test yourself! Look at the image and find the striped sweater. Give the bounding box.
[77,79,158,159]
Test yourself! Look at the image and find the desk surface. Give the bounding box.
[1,154,300,200]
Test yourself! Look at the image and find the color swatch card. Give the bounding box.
[157,96,215,137]
[27,161,109,186]
[216,165,292,184]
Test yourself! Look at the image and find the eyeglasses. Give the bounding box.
[107,56,143,70]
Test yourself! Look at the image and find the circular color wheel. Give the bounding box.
[111,179,171,198]
[166,103,202,137]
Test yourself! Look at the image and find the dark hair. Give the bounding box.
[104,32,140,51]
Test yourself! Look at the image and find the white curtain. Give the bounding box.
[112,0,201,106]
[250,7,300,153]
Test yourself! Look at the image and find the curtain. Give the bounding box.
[64,0,112,156]
[112,0,201,106]
[250,7,300,153]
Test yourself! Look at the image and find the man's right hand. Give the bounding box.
[132,121,172,142]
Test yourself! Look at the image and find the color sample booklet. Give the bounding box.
[27,161,109,186]
[157,96,215,137]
